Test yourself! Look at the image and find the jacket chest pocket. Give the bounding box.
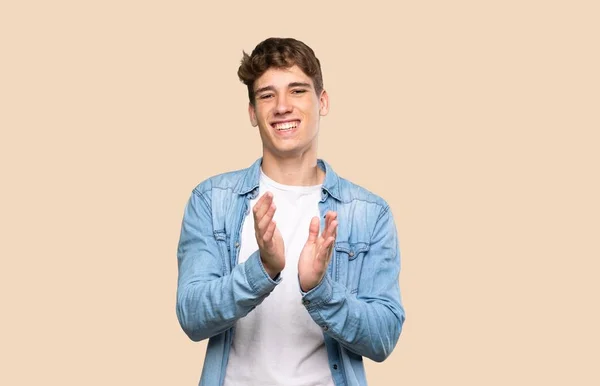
[333,241,370,294]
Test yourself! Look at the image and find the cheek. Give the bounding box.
[302,106,320,124]
[255,111,270,126]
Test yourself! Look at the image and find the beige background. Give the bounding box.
[1,1,598,385]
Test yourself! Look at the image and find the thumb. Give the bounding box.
[307,216,320,243]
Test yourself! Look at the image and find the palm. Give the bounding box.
[298,212,338,292]
[271,228,285,266]
[253,192,286,278]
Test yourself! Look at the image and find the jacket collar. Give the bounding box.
[235,157,341,201]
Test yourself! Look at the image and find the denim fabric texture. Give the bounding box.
[176,158,405,386]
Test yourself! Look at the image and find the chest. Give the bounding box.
[215,192,375,295]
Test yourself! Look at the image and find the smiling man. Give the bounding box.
[176,37,405,386]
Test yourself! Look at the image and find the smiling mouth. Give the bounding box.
[272,120,300,131]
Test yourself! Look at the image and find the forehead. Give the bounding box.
[254,65,314,90]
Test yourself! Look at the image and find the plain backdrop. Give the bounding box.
[1,1,598,385]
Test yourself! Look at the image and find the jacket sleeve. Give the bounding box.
[300,205,405,362]
[176,188,280,342]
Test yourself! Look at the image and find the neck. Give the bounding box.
[261,150,325,186]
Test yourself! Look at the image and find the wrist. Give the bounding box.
[264,265,280,280]
[299,275,323,293]
[261,258,282,280]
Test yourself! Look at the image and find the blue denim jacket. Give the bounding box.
[176,158,405,386]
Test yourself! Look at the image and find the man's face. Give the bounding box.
[249,65,329,159]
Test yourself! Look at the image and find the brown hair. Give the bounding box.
[237,37,324,104]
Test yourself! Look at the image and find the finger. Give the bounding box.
[323,235,335,253]
[318,236,336,264]
[325,210,337,221]
[253,192,273,227]
[332,213,338,240]
[327,211,337,236]
[322,217,338,241]
[320,211,330,241]
[257,203,276,233]
[330,225,337,243]
[325,210,335,225]
[324,211,331,237]
[254,192,272,214]
[328,219,338,235]
[327,226,337,258]
[328,211,337,232]
[330,211,338,222]
[252,192,268,215]
[307,216,319,243]
[262,220,276,242]
[323,219,337,257]
[332,213,338,236]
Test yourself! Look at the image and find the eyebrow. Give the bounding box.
[254,82,313,94]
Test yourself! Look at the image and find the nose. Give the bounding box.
[275,93,292,115]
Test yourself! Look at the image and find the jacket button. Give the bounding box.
[302,299,310,305]
[323,325,329,331]
[349,251,354,257]
[235,242,240,248]
[333,364,338,370]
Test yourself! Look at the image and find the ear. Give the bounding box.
[319,89,330,117]
[248,103,258,127]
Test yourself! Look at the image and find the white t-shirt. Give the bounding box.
[223,169,335,386]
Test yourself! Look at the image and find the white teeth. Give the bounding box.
[274,121,298,130]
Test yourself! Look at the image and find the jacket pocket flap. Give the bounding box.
[335,242,370,260]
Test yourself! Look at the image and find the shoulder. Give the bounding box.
[335,173,391,216]
[338,176,391,226]
[331,171,397,243]
[191,164,249,197]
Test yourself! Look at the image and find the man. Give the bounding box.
[176,37,405,386]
